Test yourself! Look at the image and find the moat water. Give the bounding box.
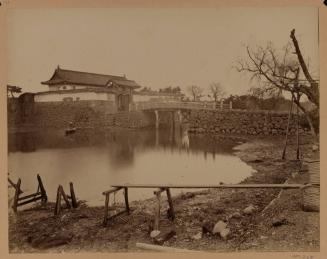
[8,127,255,206]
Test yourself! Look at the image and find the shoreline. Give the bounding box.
[8,134,319,253]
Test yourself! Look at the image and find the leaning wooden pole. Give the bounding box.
[12,178,21,213]
[60,185,71,208]
[282,97,294,160]
[165,188,175,221]
[296,95,300,160]
[8,178,23,194]
[37,174,47,204]
[54,185,62,215]
[69,182,78,208]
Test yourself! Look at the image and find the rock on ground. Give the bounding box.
[212,221,227,234]
[220,228,230,240]
[243,205,256,215]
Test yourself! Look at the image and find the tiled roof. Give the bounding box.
[41,66,141,89]
[35,88,117,95]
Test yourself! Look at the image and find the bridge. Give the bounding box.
[130,100,232,111]
[129,101,232,129]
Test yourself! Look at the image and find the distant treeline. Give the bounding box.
[224,95,293,111]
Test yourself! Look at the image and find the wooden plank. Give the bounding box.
[18,192,42,201]
[102,187,123,195]
[17,196,43,206]
[112,183,305,189]
[135,243,198,252]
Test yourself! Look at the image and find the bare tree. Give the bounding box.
[235,29,319,140]
[290,29,319,108]
[209,82,226,102]
[187,85,204,101]
[7,85,22,98]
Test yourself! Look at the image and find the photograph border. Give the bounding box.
[0,0,326,258]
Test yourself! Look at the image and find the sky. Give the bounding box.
[6,7,319,97]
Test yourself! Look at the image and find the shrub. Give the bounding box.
[299,108,319,133]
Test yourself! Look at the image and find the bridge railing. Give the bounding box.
[130,101,232,111]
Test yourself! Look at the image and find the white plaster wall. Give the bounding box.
[48,84,93,91]
[133,94,181,102]
[48,85,60,91]
[58,85,74,90]
[133,95,153,102]
[75,86,87,90]
[35,91,115,102]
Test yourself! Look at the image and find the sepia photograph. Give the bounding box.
[4,4,321,254]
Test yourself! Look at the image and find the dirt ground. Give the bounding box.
[8,134,320,253]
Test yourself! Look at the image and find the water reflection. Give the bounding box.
[9,126,238,160]
[8,126,254,205]
[181,126,190,150]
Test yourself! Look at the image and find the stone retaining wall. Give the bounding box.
[8,100,308,135]
[182,109,307,135]
[105,111,155,128]
[33,101,112,128]
[8,100,155,130]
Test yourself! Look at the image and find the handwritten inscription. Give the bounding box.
[291,255,315,259]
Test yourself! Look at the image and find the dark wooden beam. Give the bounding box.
[17,196,43,207]
[17,192,42,201]
[112,183,306,189]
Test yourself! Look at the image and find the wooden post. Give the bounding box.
[296,94,300,160]
[124,187,130,214]
[37,174,47,203]
[54,185,62,215]
[165,188,175,221]
[12,178,21,213]
[155,110,159,129]
[69,182,78,208]
[220,100,223,110]
[60,185,71,208]
[282,97,294,160]
[103,193,110,226]
[8,178,23,194]
[154,188,163,231]
[173,111,176,132]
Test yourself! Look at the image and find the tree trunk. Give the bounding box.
[296,94,300,160]
[282,98,293,160]
[290,29,319,108]
[295,101,318,143]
